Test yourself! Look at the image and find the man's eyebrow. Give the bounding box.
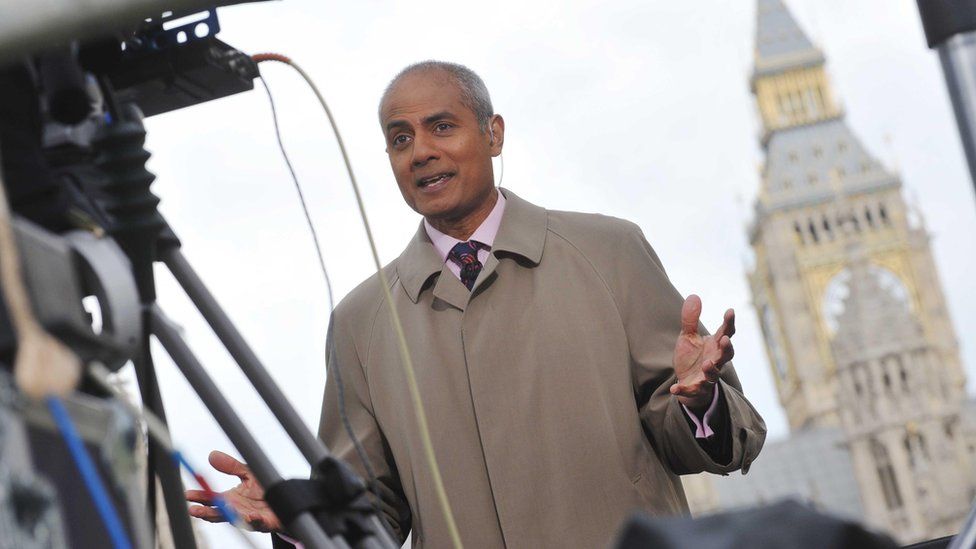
[384,111,459,133]
[385,119,409,133]
[421,111,458,125]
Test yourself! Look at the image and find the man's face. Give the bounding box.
[380,71,501,223]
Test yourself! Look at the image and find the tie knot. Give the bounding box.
[448,241,487,291]
[448,241,485,265]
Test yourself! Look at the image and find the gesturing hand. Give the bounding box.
[670,294,735,413]
[186,450,282,533]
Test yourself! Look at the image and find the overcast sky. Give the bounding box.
[135,1,976,546]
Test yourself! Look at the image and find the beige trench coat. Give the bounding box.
[317,189,766,548]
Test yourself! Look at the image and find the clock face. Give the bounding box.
[822,265,910,335]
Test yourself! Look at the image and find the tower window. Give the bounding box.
[905,433,930,470]
[791,91,805,119]
[871,439,903,510]
[805,89,821,118]
[778,94,792,124]
[794,221,804,244]
[865,206,875,228]
[782,178,793,189]
[879,203,890,224]
[788,151,798,163]
[808,220,820,243]
[808,173,818,185]
[813,146,823,158]
[838,141,848,152]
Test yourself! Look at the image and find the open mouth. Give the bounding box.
[417,172,454,188]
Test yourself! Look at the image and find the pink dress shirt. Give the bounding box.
[423,190,507,278]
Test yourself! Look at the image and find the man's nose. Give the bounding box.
[411,134,438,167]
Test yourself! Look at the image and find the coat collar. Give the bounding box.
[396,188,548,303]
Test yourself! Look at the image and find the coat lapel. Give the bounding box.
[395,188,550,303]
[396,223,444,303]
[472,188,548,293]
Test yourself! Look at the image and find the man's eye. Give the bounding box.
[434,123,453,132]
[392,134,411,146]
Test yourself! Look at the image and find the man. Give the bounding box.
[187,61,766,548]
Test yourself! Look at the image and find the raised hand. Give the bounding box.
[186,450,282,533]
[669,294,735,413]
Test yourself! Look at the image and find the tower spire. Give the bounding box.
[751,0,838,140]
[753,0,824,78]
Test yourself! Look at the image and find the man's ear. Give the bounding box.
[488,114,505,157]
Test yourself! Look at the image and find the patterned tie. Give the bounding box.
[448,241,487,291]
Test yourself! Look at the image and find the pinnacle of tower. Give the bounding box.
[754,0,825,77]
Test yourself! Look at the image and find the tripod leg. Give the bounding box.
[133,345,199,549]
[161,248,398,549]
[161,247,326,464]
[149,304,343,549]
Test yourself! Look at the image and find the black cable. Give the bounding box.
[325,335,384,513]
[257,75,383,513]
[257,76,335,312]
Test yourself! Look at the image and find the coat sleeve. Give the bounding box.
[614,224,767,476]
[316,311,413,543]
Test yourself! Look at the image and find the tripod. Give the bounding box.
[83,94,398,548]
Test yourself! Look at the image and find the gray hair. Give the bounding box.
[379,60,494,132]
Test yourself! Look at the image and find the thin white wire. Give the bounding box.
[497,152,504,187]
[254,55,463,549]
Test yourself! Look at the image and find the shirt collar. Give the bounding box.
[423,190,507,263]
[397,187,548,303]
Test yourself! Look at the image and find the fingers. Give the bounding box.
[717,335,734,366]
[209,450,250,479]
[703,334,735,371]
[189,504,227,523]
[243,514,277,533]
[185,489,215,505]
[670,383,698,397]
[702,358,721,383]
[681,294,702,335]
[669,374,715,397]
[716,308,736,339]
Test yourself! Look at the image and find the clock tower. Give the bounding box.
[747,0,967,433]
[682,2,976,542]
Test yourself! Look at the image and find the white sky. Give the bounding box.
[136,1,976,546]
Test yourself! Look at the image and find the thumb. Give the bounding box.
[681,294,702,335]
[208,450,250,479]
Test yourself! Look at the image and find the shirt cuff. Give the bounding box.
[278,533,303,548]
[681,384,721,439]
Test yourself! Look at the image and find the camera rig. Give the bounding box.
[0,3,397,548]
